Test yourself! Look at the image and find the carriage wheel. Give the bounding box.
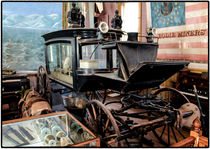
[37,65,52,105]
[151,87,191,146]
[85,89,107,103]
[84,100,123,147]
[153,87,190,108]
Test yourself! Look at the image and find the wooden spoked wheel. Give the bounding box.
[84,100,123,147]
[85,90,107,103]
[37,65,52,105]
[151,87,191,146]
[153,87,190,109]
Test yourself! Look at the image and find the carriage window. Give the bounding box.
[47,43,73,84]
[80,44,106,69]
[112,49,117,68]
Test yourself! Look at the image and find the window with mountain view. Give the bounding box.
[2,2,62,70]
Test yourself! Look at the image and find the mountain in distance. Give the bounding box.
[2,13,62,70]
[3,13,62,30]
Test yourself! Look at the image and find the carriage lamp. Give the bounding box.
[98,22,109,33]
[97,22,109,40]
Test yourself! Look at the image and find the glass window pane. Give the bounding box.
[80,44,106,69]
[47,43,73,85]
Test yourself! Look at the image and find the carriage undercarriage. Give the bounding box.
[83,87,200,147]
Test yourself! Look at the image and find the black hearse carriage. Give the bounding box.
[42,25,188,93]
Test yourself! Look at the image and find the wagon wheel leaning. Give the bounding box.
[151,87,200,146]
[84,100,123,147]
[37,65,52,106]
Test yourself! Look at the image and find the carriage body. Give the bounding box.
[42,28,188,93]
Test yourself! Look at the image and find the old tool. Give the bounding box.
[8,126,29,145]
[4,133,20,146]
[18,125,34,141]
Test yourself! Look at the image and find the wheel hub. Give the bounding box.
[178,103,201,128]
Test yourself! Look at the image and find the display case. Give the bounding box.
[2,111,100,147]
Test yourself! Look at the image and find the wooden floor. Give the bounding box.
[103,93,190,147]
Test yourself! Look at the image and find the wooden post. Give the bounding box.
[171,118,208,147]
[192,118,208,147]
[190,118,201,147]
[117,2,122,16]
[62,2,68,29]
